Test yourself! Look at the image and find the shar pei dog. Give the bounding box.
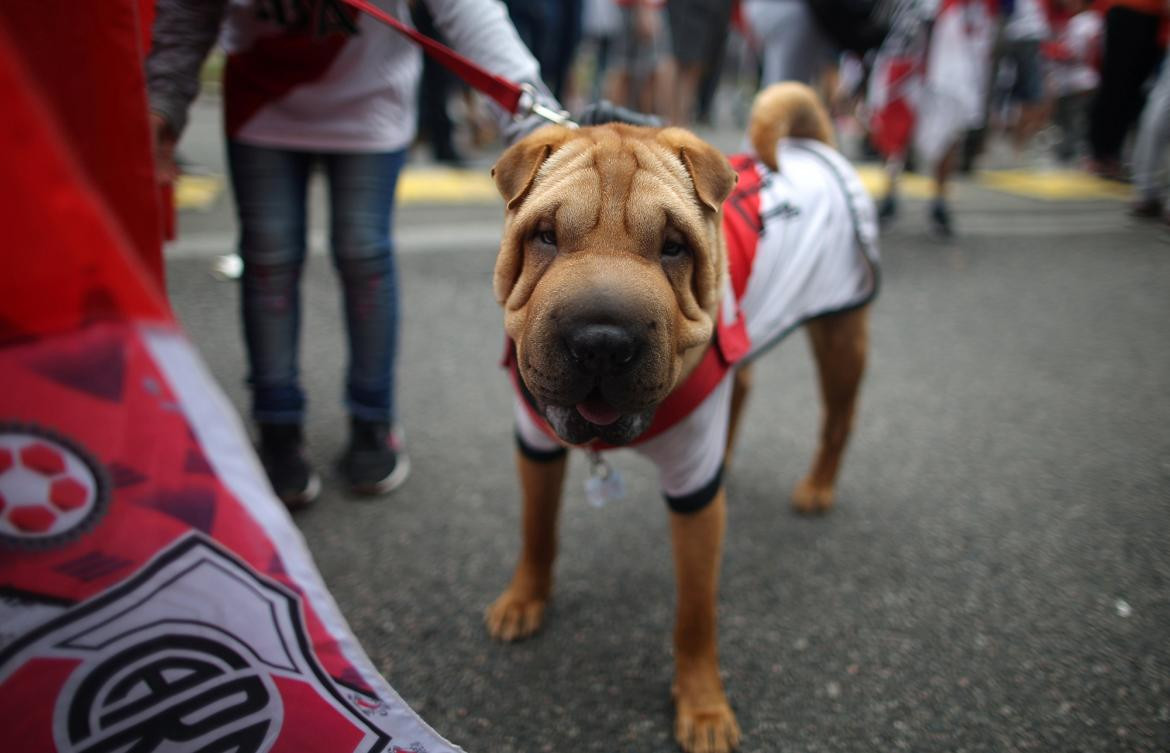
[484,82,879,753]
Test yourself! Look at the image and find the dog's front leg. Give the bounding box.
[671,489,741,753]
[485,449,567,641]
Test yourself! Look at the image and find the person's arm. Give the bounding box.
[422,0,563,142]
[145,0,227,178]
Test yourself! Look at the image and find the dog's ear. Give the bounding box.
[655,127,737,212]
[492,126,575,306]
[492,126,576,210]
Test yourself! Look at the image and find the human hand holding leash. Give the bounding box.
[575,100,665,128]
[149,112,178,186]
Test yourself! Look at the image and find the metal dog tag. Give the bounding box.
[585,451,625,508]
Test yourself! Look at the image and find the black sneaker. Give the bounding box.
[258,423,320,509]
[1128,197,1163,219]
[877,193,899,225]
[929,199,955,239]
[340,418,410,496]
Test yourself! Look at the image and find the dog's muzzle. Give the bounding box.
[521,283,670,445]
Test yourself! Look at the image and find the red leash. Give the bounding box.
[339,0,574,126]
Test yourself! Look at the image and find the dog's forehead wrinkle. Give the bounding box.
[514,156,602,238]
[586,145,636,231]
[623,174,705,249]
[629,141,702,214]
[644,170,699,216]
[581,145,688,247]
[512,195,560,232]
[557,189,601,240]
[518,130,706,257]
[634,140,691,186]
[533,144,594,197]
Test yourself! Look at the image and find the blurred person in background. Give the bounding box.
[1129,43,1170,218]
[742,0,839,89]
[870,0,998,236]
[581,0,624,104]
[1044,0,1103,163]
[999,0,1053,154]
[412,2,467,165]
[146,0,558,508]
[666,0,734,125]
[503,0,585,101]
[743,0,889,101]
[1086,0,1167,179]
[605,0,676,116]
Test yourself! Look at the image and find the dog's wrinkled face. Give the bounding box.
[492,124,736,445]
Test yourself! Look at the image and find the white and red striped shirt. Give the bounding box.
[149,0,546,152]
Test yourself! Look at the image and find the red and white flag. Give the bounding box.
[0,7,463,752]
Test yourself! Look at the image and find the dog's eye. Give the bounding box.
[536,229,557,246]
[662,240,689,258]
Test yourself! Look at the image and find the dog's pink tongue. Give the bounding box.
[576,398,622,426]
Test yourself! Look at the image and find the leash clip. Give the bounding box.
[518,83,578,129]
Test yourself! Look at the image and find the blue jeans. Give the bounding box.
[227,141,406,426]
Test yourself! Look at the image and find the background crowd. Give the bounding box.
[423,0,1170,228]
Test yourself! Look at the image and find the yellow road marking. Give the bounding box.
[174,165,1129,210]
[975,169,1129,201]
[397,167,498,205]
[854,165,934,199]
[174,174,224,211]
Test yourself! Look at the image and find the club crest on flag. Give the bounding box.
[0,535,396,753]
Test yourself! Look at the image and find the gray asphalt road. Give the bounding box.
[166,138,1170,752]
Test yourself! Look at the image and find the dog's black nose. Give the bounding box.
[563,323,642,376]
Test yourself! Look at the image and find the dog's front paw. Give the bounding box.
[484,589,547,641]
[791,477,835,515]
[674,697,741,753]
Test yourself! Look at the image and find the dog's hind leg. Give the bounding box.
[485,449,567,641]
[723,364,754,474]
[793,306,869,515]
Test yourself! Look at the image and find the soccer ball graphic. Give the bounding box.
[0,427,105,546]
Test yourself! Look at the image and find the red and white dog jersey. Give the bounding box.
[515,138,880,509]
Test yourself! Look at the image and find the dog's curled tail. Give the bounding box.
[747,82,835,172]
